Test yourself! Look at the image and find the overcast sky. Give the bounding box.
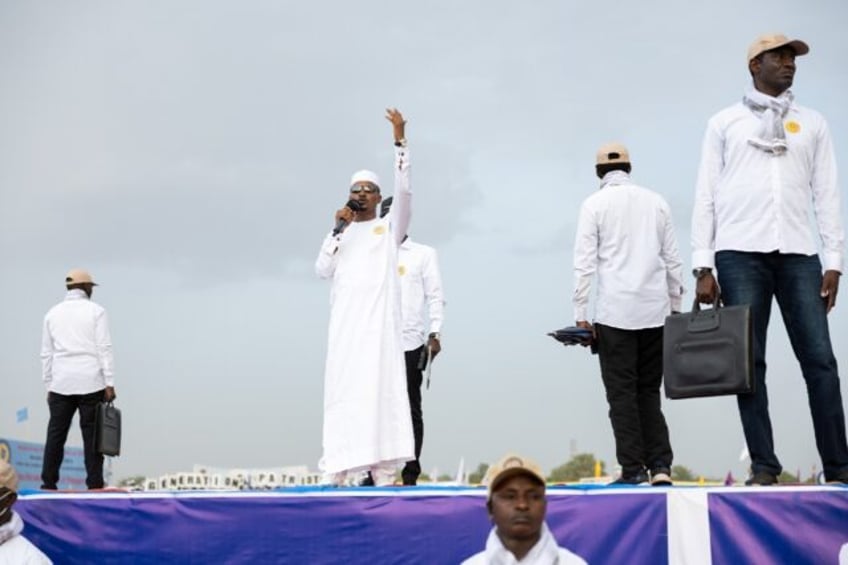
[2,0,847,483]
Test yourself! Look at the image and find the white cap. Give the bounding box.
[350,170,381,189]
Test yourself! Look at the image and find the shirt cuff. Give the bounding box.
[821,251,843,273]
[573,306,588,323]
[691,249,715,271]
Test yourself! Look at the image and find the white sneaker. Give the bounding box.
[650,472,672,486]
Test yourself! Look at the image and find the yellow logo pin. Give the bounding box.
[785,121,801,134]
[373,225,386,235]
[398,265,407,276]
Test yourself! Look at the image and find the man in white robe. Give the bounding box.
[315,108,414,486]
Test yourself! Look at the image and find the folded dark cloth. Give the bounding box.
[548,326,594,346]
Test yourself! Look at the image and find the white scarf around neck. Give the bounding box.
[0,511,23,546]
[742,88,794,155]
[484,522,562,564]
[600,169,631,190]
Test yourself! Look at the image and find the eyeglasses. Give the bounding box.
[350,184,379,194]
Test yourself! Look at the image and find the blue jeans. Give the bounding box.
[716,251,848,480]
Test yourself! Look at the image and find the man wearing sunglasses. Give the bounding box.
[315,108,415,486]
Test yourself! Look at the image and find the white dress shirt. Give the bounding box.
[41,289,115,395]
[398,238,445,351]
[691,100,844,272]
[573,171,684,329]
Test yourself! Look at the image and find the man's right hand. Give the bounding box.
[576,320,596,346]
[104,386,116,402]
[695,272,719,304]
[334,206,354,228]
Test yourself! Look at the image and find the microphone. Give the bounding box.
[332,199,364,236]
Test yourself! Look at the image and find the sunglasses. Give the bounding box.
[350,184,379,194]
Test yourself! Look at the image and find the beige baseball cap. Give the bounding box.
[65,268,98,286]
[596,142,630,166]
[747,33,809,62]
[485,454,546,500]
[0,460,18,492]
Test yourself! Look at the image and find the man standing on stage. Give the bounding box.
[41,268,116,490]
[692,33,848,485]
[315,108,415,486]
[573,143,684,486]
[379,197,445,486]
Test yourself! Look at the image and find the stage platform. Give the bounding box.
[15,484,848,564]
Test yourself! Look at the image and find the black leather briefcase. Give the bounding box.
[95,401,122,456]
[663,298,754,399]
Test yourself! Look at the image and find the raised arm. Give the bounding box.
[386,108,411,246]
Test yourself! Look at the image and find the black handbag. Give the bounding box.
[663,298,754,399]
[95,401,122,456]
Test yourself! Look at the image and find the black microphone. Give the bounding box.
[332,199,364,236]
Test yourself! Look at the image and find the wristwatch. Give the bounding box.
[394,138,408,148]
[428,332,440,342]
[692,267,712,279]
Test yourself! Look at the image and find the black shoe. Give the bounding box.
[825,471,848,485]
[40,484,57,490]
[650,468,673,486]
[745,472,778,486]
[359,473,375,487]
[609,470,649,485]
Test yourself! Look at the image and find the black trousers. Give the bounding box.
[42,389,106,489]
[596,324,673,476]
[401,345,425,485]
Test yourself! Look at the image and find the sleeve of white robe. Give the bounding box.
[315,234,341,279]
[390,145,411,246]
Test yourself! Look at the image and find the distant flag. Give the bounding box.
[16,407,28,423]
[724,471,735,486]
[454,457,465,485]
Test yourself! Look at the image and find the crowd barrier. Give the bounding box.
[16,485,848,564]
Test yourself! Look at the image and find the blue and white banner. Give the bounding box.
[15,486,846,564]
[0,437,86,490]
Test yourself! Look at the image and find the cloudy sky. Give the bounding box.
[2,0,847,483]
